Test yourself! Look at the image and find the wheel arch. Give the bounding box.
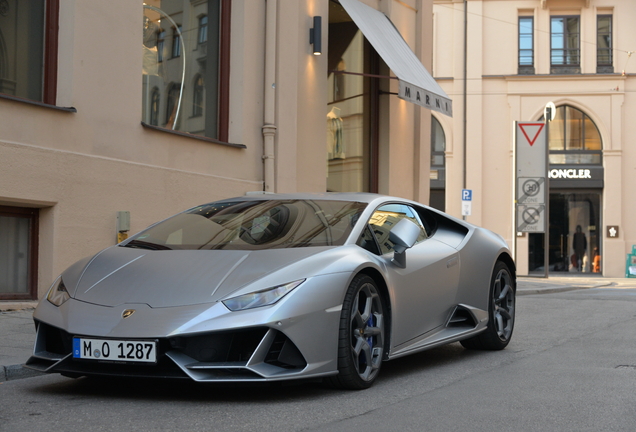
[497,252,517,283]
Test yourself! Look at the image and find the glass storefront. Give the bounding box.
[529,191,601,274]
[326,2,379,192]
[529,105,603,275]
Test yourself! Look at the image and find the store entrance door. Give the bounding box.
[529,191,601,274]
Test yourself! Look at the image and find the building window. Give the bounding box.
[545,105,602,164]
[142,1,232,141]
[431,117,445,169]
[193,75,204,117]
[597,15,613,73]
[172,26,182,58]
[166,83,181,128]
[518,16,534,74]
[150,87,160,126]
[157,30,166,63]
[551,16,580,74]
[198,15,208,44]
[0,206,38,300]
[0,0,59,104]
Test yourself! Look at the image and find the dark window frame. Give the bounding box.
[43,0,60,104]
[192,74,204,117]
[157,29,166,63]
[218,0,231,142]
[550,16,580,74]
[198,15,208,44]
[597,15,613,73]
[150,87,160,126]
[518,16,534,74]
[171,25,182,58]
[0,206,39,301]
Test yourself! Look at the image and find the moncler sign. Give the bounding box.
[549,168,592,179]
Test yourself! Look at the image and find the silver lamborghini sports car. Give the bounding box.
[27,193,515,389]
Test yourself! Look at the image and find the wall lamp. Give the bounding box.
[309,16,322,55]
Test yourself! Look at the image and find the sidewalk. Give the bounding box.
[1,276,634,382]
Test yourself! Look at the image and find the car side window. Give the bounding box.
[360,204,428,255]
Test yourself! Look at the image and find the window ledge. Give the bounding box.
[141,122,246,149]
[0,93,76,112]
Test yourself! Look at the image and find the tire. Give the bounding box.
[460,261,515,350]
[325,274,386,390]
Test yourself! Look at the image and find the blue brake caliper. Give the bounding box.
[366,315,375,349]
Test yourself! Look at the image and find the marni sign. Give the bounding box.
[399,81,452,117]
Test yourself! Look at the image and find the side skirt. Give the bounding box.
[387,304,488,360]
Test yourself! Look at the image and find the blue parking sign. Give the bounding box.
[462,189,472,201]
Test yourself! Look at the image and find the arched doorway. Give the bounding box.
[529,105,603,274]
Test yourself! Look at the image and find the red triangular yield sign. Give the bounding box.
[519,123,545,146]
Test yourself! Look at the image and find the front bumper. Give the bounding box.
[26,321,318,381]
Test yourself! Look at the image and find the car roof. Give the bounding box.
[215,192,392,205]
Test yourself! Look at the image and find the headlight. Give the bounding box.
[47,276,70,307]
[222,279,305,311]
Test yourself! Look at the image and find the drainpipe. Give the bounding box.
[262,0,278,192]
[462,0,467,194]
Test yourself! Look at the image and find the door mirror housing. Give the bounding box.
[389,218,421,267]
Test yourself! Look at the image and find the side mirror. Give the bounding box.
[389,218,420,268]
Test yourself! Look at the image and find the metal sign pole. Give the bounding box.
[544,118,549,279]
[543,102,555,279]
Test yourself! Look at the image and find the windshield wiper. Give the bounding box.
[122,239,172,251]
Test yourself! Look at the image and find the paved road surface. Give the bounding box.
[1,283,635,431]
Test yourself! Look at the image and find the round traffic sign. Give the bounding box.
[522,207,541,224]
[522,179,541,197]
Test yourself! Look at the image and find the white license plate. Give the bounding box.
[73,338,157,363]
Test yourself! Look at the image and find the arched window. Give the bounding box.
[544,105,602,164]
[166,83,181,128]
[150,87,160,126]
[431,116,446,168]
[430,116,446,211]
[192,74,204,117]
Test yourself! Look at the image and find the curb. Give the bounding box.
[0,364,42,382]
[517,282,613,296]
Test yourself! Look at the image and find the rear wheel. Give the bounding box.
[326,274,385,390]
[461,261,515,350]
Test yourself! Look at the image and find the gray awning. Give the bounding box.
[338,0,452,117]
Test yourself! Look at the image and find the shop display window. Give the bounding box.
[142,0,230,141]
[0,0,59,104]
[326,1,380,193]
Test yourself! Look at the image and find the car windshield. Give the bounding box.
[123,199,367,250]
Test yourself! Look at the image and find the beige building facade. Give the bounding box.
[0,0,440,304]
[432,0,635,277]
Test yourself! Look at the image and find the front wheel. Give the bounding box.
[325,274,385,390]
[461,261,515,350]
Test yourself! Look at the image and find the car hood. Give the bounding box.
[68,245,335,308]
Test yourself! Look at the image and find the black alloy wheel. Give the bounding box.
[326,274,385,390]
